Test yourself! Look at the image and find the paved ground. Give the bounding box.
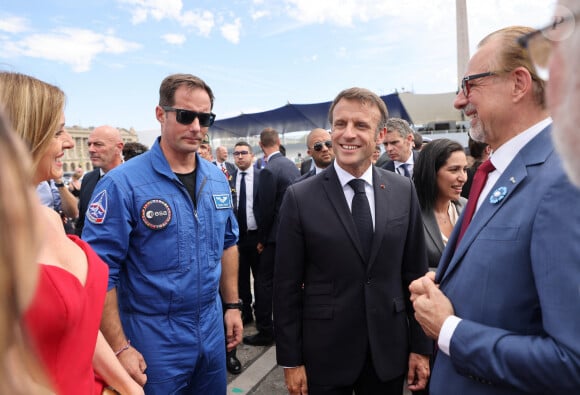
[227,322,412,395]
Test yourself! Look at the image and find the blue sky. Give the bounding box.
[1,0,554,146]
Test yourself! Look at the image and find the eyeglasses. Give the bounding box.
[233,150,250,156]
[162,106,216,127]
[517,8,577,81]
[460,72,496,97]
[312,140,332,151]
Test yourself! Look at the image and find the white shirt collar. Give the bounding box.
[489,117,552,174]
[334,161,373,187]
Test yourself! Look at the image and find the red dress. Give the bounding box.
[24,235,108,395]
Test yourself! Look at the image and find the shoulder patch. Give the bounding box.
[87,190,108,224]
[141,199,172,230]
[213,194,232,209]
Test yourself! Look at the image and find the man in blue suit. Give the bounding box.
[410,26,580,394]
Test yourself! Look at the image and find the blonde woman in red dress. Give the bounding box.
[0,71,144,395]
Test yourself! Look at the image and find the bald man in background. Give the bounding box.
[76,125,124,236]
[294,128,334,183]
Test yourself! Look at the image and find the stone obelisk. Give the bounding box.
[456,0,470,85]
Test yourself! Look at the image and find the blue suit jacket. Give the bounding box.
[431,126,580,394]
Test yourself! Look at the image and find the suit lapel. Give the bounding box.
[439,126,553,283]
[423,210,444,256]
[322,166,364,263]
[368,168,389,271]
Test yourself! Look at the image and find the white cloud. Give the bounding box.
[0,15,30,33]
[118,0,183,24]
[4,28,141,72]
[179,10,214,36]
[221,18,242,44]
[251,10,270,20]
[284,0,390,26]
[161,33,186,45]
[117,0,215,37]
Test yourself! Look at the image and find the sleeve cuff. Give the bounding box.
[437,315,462,356]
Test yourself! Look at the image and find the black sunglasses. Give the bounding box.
[312,140,332,151]
[163,106,216,127]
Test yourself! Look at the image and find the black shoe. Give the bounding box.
[226,349,242,375]
[243,332,274,346]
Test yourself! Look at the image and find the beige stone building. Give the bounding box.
[62,126,139,173]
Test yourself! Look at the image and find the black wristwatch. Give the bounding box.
[223,299,243,311]
[54,182,65,188]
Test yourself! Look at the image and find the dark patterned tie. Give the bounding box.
[348,179,373,263]
[237,172,247,234]
[400,163,411,177]
[456,159,495,246]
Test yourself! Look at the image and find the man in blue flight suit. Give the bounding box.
[82,73,243,394]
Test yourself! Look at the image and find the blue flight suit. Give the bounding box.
[83,138,238,394]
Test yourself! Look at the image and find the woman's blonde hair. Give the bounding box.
[0,107,44,394]
[0,72,66,172]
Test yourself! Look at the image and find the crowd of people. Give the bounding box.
[1,2,580,393]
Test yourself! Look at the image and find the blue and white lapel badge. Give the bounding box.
[87,190,108,224]
[213,194,232,209]
[489,186,508,204]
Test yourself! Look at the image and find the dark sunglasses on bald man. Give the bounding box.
[312,140,332,151]
[162,106,216,127]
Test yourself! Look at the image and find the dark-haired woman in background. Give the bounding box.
[413,138,468,269]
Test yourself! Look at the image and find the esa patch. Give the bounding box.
[141,199,172,230]
[87,190,108,224]
[212,194,232,209]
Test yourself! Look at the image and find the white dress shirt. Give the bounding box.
[235,166,258,231]
[334,161,376,230]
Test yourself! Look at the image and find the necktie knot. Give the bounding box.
[399,163,411,177]
[348,179,366,194]
[478,159,495,175]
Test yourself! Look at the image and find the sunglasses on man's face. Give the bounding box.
[162,106,216,127]
[312,140,332,152]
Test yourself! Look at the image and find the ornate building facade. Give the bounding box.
[62,126,139,173]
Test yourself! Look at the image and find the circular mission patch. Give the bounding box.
[140,199,172,230]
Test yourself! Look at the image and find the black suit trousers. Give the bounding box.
[307,348,405,395]
[238,231,260,319]
[254,243,275,336]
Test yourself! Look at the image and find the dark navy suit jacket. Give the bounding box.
[75,168,101,236]
[274,164,431,386]
[257,152,300,245]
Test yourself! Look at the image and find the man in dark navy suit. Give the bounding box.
[379,118,418,178]
[274,88,431,394]
[243,128,300,346]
